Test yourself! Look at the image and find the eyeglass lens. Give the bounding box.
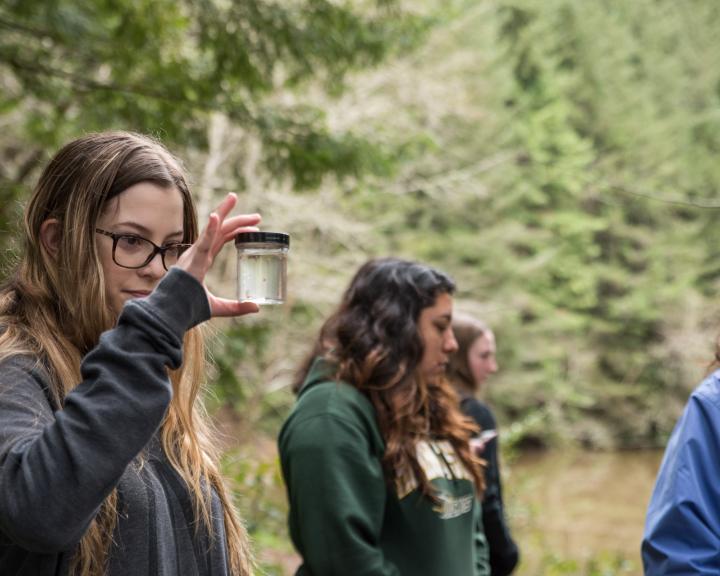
[114,235,185,269]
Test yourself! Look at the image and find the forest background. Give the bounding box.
[2,0,720,574]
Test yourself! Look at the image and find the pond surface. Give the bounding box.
[504,449,664,575]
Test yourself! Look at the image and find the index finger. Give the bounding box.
[215,193,238,222]
[221,213,262,234]
[211,297,260,317]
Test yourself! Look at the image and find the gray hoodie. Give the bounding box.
[0,268,231,575]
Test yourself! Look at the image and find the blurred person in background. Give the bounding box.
[447,315,519,576]
[642,341,720,574]
[279,258,490,575]
[0,131,259,576]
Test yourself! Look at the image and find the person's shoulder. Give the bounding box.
[0,353,57,407]
[0,353,46,381]
[462,395,493,416]
[279,378,384,455]
[460,395,496,428]
[295,379,374,421]
[690,370,720,410]
[668,371,720,448]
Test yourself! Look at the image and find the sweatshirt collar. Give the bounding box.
[298,356,337,397]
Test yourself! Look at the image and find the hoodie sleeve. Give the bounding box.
[0,267,210,553]
[279,400,401,576]
[461,398,519,576]
[642,378,720,574]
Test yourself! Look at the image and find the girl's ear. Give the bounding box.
[39,218,62,257]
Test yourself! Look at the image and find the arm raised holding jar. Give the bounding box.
[0,131,260,576]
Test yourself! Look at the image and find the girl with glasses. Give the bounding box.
[0,131,259,575]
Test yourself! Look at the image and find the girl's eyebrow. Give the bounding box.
[113,221,184,239]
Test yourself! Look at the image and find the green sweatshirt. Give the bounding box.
[278,358,490,576]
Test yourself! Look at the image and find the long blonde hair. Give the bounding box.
[0,131,252,575]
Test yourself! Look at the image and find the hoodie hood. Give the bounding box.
[297,356,338,398]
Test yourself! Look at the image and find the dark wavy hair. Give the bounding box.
[294,257,485,498]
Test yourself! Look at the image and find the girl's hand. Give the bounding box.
[177,193,261,317]
[470,430,498,456]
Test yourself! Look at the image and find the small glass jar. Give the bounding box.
[235,232,290,305]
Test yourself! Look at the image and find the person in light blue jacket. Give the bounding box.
[641,369,720,574]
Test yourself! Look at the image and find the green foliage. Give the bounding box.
[3,0,719,451]
[262,118,395,189]
[0,0,429,253]
[326,0,720,448]
[221,446,294,574]
[537,553,637,576]
[211,321,273,409]
[481,0,720,445]
[7,1,704,570]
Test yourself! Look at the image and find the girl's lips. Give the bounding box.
[124,290,152,298]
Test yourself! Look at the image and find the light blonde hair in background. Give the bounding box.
[447,312,491,393]
[0,131,252,575]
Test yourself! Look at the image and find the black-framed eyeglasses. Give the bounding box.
[95,228,192,271]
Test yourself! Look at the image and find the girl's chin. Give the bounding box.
[423,371,444,385]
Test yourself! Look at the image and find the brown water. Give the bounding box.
[504,449,664,575]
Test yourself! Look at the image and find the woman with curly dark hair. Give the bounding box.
[279,258,489,575]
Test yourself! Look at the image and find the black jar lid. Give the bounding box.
[235,231,290,246]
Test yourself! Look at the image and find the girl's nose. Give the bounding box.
[445,330,459,353]
[139,251,166,279]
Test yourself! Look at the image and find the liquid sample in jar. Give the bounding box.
[235,232,289,305]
